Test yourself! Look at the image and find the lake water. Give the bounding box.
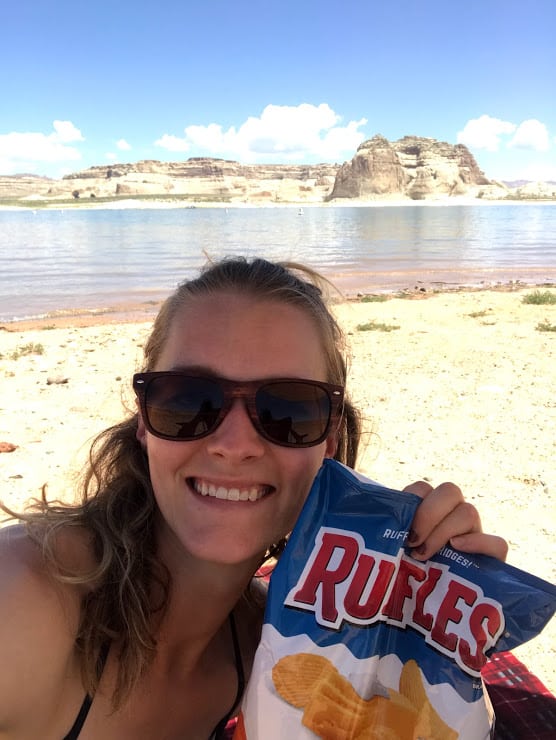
[1,203,556,322]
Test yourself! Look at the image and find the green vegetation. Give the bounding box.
[522,290,556,305]
[0,193,232,209]
[356,320,400,332]
[360,294,388,303]
[6,342,44,360]
[536,320,556,332]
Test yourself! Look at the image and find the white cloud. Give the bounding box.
[520,162,556,182]
[509,119,550,151]
[154,133,192,153]
[458,114,553,158]
[52,120,84,143]
[0,120,84,175]
[457,115,516,152]
[117,138,131,151]
[155,103,367,162]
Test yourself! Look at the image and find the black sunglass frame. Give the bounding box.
[133,371,345,448]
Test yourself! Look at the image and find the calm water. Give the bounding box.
[1,203,555,322]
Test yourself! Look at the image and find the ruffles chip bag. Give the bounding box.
[235,459,556,739]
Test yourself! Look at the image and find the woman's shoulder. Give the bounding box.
[0,522,56,587]
[0,524,87,731]
[0,520,96,583]
[0,521,87,649]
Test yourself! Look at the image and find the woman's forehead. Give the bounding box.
[158,292,328,379]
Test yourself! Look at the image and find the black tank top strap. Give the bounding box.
[62,641,111,740]
[210,611,245,739]
[63,614,243,740]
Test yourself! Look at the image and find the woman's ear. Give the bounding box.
[324,433,338,460]
[136,405,147,448]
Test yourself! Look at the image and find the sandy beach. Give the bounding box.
[1,287,554,693]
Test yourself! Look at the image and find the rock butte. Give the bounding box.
[1,135,555,204]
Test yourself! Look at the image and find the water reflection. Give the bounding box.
[1,204,555,320]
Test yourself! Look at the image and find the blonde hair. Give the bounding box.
[7,256,361,707]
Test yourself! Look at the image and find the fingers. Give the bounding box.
[409,500,481,561]
[402,480,434,498]
[404,481,483,561]
[451,533,509,561]
[402,479,509,561]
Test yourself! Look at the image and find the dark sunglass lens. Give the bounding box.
[256,382,331,445]
[145,376,223,439]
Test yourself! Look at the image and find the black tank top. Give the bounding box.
[63,613,245,740]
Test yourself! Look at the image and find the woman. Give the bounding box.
[0,257,507,739]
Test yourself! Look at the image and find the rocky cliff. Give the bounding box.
[30,159,337,203]
[0,137,553,204]
[327,135,495,201]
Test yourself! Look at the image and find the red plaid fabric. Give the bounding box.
[482,651,556,739]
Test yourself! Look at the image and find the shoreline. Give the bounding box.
[0,196,556,212]
[2,278,555,331]
[2,196,556,212]
[1,287,555,692]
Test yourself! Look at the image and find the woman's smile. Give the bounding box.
[189,477,274,502]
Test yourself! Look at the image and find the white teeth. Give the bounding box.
[193,479,267,502]
[215,486,228,499]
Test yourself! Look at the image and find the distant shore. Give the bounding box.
[2,195,556,211]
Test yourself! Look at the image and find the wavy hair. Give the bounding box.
[6,256,361,707]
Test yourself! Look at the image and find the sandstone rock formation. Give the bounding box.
[53,159,338,203]
[508,181,556,200]
[327,135,493,201]
[0,174,55,200]
[0,138,553,204]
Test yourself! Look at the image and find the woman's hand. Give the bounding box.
[403,481,508,562]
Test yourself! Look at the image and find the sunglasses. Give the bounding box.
[133,372,344,448]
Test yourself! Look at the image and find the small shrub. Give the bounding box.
[10,342,44,359]
[468,310,489,318]
[360,295,388,303]
[522,290,556,305]
[357,320,400,332]
[536,320,556,332]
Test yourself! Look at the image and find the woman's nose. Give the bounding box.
[205,400,265,460]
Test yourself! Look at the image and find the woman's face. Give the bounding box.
[137,292,337,567]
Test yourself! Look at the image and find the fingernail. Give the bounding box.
[407,529,418,545]
[414,543,427,557]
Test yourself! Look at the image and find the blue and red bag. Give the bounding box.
[236,460,556,739]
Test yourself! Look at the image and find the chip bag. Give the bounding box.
[236,459,556,739]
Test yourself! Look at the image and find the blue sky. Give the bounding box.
[1,0,555,181]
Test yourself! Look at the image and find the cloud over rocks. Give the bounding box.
[154,103,367,163]
[509,119,550,152]
[0,121,84,175]
[458,114,550,153]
